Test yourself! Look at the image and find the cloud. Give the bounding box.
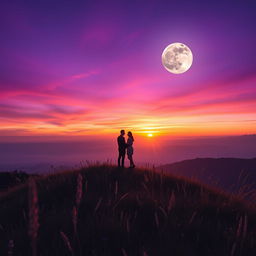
[1,67,256,136]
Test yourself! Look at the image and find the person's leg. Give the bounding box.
[127,155,131,167]
[129,155,135,168]
[121,153,125,167]
[130,156,135,167]
[118,152,121,167]
[128,155,135,167]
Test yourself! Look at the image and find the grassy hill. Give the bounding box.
[160,158,256,200]
[0,164,256,255]
[0,171,37,191]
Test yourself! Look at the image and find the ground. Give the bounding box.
[0,164,255,255]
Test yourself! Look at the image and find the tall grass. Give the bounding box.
[28,177,39,256]
[0,165,255,255]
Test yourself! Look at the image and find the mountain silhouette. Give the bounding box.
[159,158,256,199]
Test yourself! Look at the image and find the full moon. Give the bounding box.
[162,42,193,74]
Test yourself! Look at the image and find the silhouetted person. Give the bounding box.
[117,130,126,167]
[127,131,135,168]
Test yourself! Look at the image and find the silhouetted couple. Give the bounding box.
[117,130,135,168]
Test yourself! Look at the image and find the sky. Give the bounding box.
[0,0,256,139]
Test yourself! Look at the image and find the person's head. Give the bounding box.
[120,130,125,136]
[128,131,134,141]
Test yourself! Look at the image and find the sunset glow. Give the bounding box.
[0,1,255,139]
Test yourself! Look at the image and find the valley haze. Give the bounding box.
[1,134,255,173]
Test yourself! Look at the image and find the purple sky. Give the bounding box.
[0,0,256,138]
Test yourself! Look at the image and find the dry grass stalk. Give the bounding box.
[231,242,236,256]
[120,211,124,222]
[121,248,128,256]
[126,218,130,233]
[76,173,83,207]
[189,211,197,225]
[72,173,83,236]
[115,180,118,197]
[142,182,150,194]
[159,206,167,218]
[72,173,83,256]
[144,173,149,183]
[94,197,103,213]
[167,191,175,213]
[28,177,39,256]
[85,179,88,193]
[236,216,243,239]
[113,192,129,210]
[60,231,74,256]
[136,195,141,205]
[72,206,78,234]
[154,211,160,228]
[8,240,14,256]
[143,251,149,256]
[242,215,248,241]
[232,214,248,255]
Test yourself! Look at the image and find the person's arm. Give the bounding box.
[118,136,124,147]
[121,137,127,148]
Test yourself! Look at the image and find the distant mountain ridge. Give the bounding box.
[159,158,256,199]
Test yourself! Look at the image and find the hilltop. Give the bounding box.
[0,171,38,191]
[0,165,255,255]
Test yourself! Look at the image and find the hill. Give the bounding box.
[159,158,256,200]
[0,171,36,191]
[0,165,255,255]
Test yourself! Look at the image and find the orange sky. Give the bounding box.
[1,1,256,139]
[1,73,256,138]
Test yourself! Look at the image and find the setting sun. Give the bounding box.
[147,133,153,137]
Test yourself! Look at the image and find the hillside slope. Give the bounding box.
[160,158,256,199]
[0,171,37,191]
[0,165,255,255]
